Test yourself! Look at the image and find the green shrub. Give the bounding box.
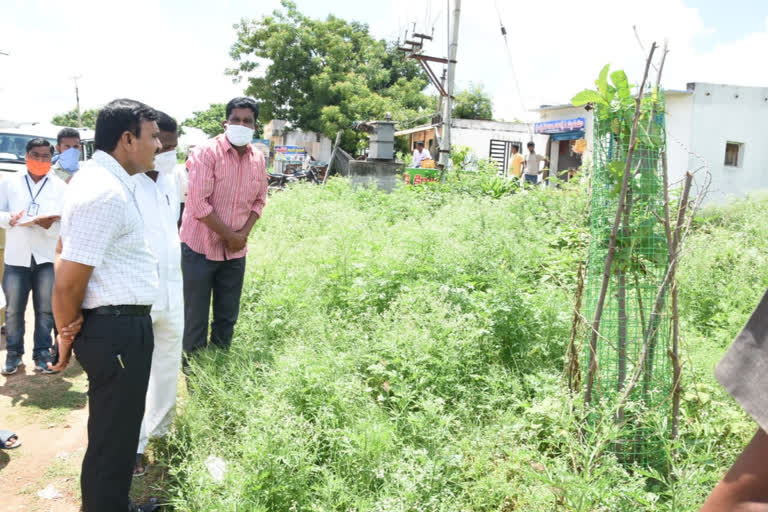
[161,180,762,511]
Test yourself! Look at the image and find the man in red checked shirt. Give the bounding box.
[179,97,267,366]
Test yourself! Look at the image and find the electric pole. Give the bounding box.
[439,0,461,168]
[71,75,83,127]
[398,1,460,169]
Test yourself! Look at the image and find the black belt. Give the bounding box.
[83,305,152,317]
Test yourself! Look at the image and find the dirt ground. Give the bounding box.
[0,304,166,511]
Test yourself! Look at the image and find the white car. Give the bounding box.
[0,125,94,177]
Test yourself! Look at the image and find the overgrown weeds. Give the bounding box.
[161,177,762,511]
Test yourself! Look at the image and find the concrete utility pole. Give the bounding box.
[439,0,461,168]
[71,75,82,127]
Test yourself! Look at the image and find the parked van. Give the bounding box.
[0,125,94,177]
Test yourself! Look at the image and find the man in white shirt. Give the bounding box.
[523,141,548,186]
[50,99,161,512]
[411,141,431,168]
[0,138,67,375]
[132,111,183,477]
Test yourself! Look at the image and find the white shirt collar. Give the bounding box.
[92,150,135,192]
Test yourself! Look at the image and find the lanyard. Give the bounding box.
[24,175,48,204]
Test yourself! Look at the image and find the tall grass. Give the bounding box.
[159,178,766,511]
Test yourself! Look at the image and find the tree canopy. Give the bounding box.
[453,84,494,120]
[228,0,431,151]
[183,104,227,138]
[51,107,99,129]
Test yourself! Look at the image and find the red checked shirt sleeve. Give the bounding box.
[186,144,215,219]
[251,151,268,218]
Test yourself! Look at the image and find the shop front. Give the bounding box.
[534,117,587,182]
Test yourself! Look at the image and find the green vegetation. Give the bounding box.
[51,107,100,129]
[183,103,227,138]
[453,83,494,121]
[572,64,673,463]
[160,175,766,511]
[227,0,431,153]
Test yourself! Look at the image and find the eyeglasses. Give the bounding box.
[28,151,53,162]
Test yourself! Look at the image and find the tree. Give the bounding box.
[51,107,100,129]
[453,84,493,120]
[183,104,227,138]
[228,0,431,152]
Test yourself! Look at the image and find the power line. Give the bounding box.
[494,0,534,140]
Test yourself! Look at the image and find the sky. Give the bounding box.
[2,0,768,125]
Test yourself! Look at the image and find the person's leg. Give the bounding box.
[137,301,183,459]
[181,244,215,359]
[525,174,538,186]
[699,428,768,511]
[210,256,246,350]
[2,264,31,364]
[30,261,55,364]
[75,314,154,511]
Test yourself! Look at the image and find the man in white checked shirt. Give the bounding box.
[50,99,162,512]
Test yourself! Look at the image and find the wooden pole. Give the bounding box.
[322,131,343,185]
[567,263,585,392]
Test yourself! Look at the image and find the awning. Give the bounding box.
[394,124,438,136]
[551,130,585,141]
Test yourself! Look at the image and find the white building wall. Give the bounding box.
[685,83,768,203]
[450,119,548,165]
[534,84,768,204]
[283,129,333,162]
[664,94,694,187]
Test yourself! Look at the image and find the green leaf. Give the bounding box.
[571,90,608,107]
[610,70,632,104]
[596,64,615,102]
[607,160,626,181]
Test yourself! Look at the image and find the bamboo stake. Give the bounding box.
[585,42,657,405]
[670,172,692,438]
[567,263,585,392]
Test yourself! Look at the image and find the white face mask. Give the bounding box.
[153,150,178,175]
[225,124,255,147]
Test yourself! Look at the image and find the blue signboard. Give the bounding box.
[534,117,586,135]
[252,138,271,166]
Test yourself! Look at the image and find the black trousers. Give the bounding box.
[74,312,154,512]
[181,243,246,357]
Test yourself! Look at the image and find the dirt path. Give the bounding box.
[0,304,165,511]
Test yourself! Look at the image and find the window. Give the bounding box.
[724,142,743,167]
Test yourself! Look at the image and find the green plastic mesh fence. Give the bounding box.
[582,94,672,466]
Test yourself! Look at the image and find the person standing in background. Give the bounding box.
[132,111,184,477]
[52,128,82,183]
[508,144,524,179]
[523,141,548,186]
[0,138,66,375]
[411,140,431,168]
[180,97,267,366]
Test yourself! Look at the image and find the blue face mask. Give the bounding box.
[58,147,81,173]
